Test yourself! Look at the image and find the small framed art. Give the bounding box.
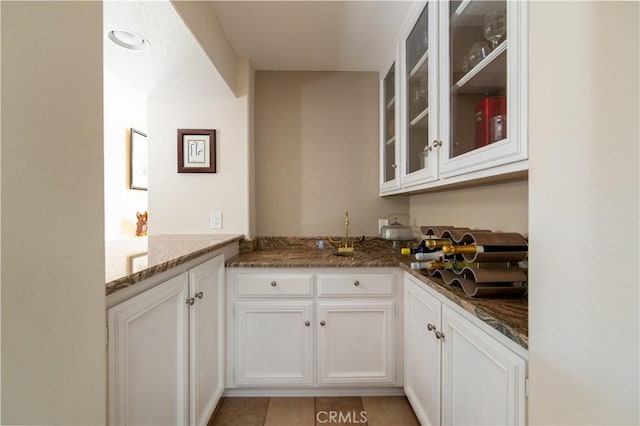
[130,128,148,190]
[177,129,216,173]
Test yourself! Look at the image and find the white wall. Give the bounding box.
[104,70,148,241]
[528,1,639,424]
[148,61,252,236]
[1,2,106,423]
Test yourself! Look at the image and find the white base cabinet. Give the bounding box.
[235,300,313,386]
[108,255,225,426]
[318,301,394,385]
[226,268,403,391]
[404,273,527,425]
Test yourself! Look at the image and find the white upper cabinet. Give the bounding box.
[380,0,528,195]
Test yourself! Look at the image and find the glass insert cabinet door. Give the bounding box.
[382,62,397,185]
[443,0,514,166]
[402,1,438,184]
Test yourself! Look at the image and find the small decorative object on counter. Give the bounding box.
[135,211,148,237]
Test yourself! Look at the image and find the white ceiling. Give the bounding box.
[208,1,415,71]
[104,1,415,98]
[104,0,233,98]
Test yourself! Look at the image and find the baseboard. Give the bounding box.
[222,387,406,397]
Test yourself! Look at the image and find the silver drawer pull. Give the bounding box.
[270,281,277,287]
[435,331,445,340]
[305,321,311,327]
[353,280,360,286]
[320,320,326,326]
[186,298,195,306]
[195,291,204,299]
[427,323,436,331]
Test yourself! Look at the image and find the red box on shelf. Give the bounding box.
[474,97,506,148]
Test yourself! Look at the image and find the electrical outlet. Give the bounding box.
[378,219,389,235]
[210,211,222,229]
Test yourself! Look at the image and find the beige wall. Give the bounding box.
[528,1,639,424]
[409,180,528,235]
[1,2,106,424]
[255,71,409,236]
[149,60,252,236]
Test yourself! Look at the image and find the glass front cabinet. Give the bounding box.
[379,0,527,195]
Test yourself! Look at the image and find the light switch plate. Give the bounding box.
[210,211,222,229]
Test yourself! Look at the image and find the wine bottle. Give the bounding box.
[410,262,432,270]
[424,238,452,250]
[426,260,512,270]
[442,244,528,255]
[414,251,444,261]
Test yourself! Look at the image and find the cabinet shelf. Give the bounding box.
[451,0,506,27]
[410,108,429,128]
[386,97,395,110]
[409,50,429,78]
[451,41,507,94]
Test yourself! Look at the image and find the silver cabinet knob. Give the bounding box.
[195,291,204,299]
[270,281,277,287]
[435,331,445,340]
[320,320,326,326]
[391,164,397,169]
[353,280,360,286]
[432,140,443,148]
[427,323,436,331]
[305,321,311,327]
[186,298,195,306]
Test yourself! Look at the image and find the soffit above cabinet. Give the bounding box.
[208,1,414,71]
[104,0,234,98]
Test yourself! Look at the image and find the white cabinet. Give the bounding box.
[235,300,313,386]
[404,273,527,425]
[226,268,402,391]
[188,256,226,426]
[108,255,225,426]
[317,301,394,385]
[404,276,441,425]
[380,0,528,195]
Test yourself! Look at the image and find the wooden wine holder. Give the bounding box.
[420,226,528,298]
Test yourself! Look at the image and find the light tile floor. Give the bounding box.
[208,396,420,426]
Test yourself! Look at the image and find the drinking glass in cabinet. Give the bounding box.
[449,0,508,158]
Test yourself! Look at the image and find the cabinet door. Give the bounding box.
[400,0,439,187]
[108,273,189,426]
[189,255,224,426]
[235,301,313,386]
[380,48,401,193]
[404,277,442,426]
[439,0,527,178]
[441,305,526,425]
[317,301,394,385]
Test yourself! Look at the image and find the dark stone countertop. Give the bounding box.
[226,237,528,349]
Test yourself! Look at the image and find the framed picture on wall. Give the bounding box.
[177,129,216,173]
[130,128,148,190]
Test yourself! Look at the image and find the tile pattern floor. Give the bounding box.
[208,396,420,426]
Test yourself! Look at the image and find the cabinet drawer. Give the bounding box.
[317,274,394,297]
[235,274,313,297]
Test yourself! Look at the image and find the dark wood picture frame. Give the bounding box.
[177,129,216,173]
[129,128,148,190]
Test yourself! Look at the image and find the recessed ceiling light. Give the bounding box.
[107,29,150,51]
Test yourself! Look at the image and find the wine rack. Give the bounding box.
[418,226,528,297]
